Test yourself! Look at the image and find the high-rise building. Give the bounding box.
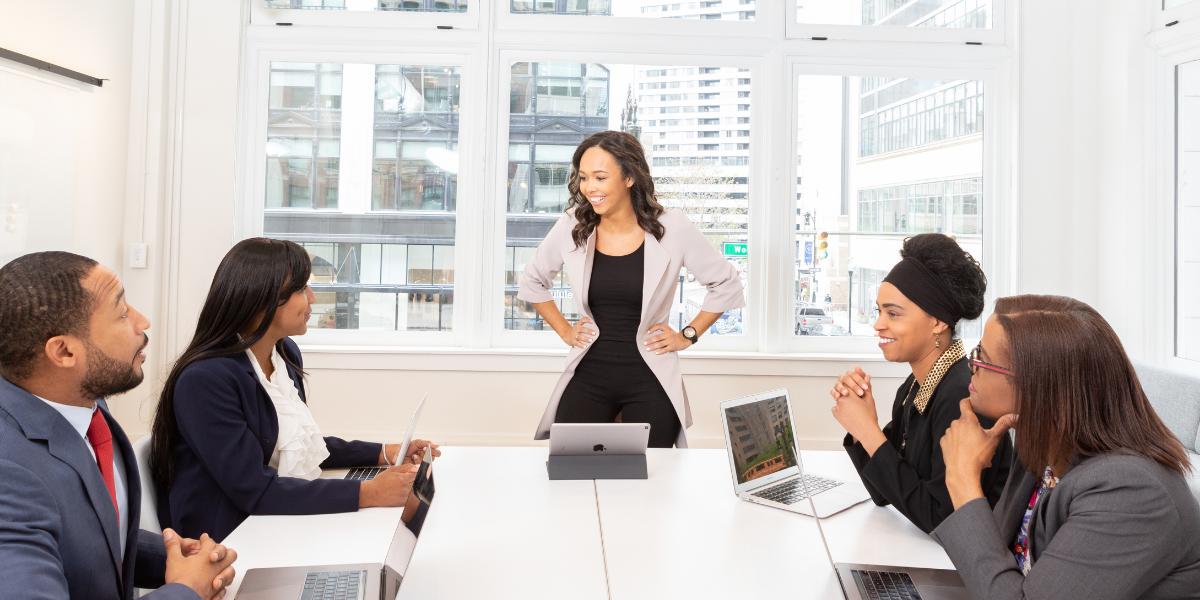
[726,396,791,476]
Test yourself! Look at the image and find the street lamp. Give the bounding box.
[678,272,685,330]
[847,268,855,335]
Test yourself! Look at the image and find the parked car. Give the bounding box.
[795,306,833,334]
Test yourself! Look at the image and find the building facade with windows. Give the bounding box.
[265,62,463,331]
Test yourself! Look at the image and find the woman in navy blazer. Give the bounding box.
[150,238,435,542]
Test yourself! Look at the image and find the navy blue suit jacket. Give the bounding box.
[157,337,382,542]
[0,376,197,600]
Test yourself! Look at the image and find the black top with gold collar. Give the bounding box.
[843,340,1014,534]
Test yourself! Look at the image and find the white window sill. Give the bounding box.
[297,344,913,378]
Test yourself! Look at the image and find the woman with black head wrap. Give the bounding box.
[827,233,1012,533]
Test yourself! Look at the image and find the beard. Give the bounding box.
[79,334,147,400]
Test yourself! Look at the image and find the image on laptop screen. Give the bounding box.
[724,395,798,485]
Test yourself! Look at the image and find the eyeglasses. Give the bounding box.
[969,344,1013,376]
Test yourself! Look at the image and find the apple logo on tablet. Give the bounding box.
[593,444,606,452]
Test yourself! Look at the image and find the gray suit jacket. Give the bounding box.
[932,451,1200,599]
[0,375,198,600]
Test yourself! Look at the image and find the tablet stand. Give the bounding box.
[546,454,648,480]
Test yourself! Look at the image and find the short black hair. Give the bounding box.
[899,234,987,323]
[0,251,99,381]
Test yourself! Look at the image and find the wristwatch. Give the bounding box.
[681,325,699,345]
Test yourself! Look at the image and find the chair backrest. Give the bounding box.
[1134,361,1200,455]
[131,434,161,534]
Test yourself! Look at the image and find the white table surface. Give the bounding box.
[595,449,845,600]
[221,447,950,600]
[395,446,610,600]
[801,451,955,571]
[222,505,407,598]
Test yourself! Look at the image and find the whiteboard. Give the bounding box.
[0,65,79,267]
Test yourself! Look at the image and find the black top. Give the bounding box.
[842,358,1014,534]
[588,243,645,343]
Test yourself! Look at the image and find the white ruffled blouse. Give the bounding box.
[247,346,330,479]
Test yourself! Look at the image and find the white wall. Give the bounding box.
[0,0,146,426]
[25,0,1174,445]
[0,0,135,268]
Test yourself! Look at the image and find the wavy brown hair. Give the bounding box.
[566,130,665,249]
[994,295,1190,474]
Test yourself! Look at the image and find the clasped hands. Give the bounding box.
[163,528,237,600]
[559,317,692,355]
[830,366,887,455]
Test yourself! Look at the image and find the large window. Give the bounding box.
[794,74,984,338]
[502,62,751,337]
[239,1,1010,351]
[264,0,469,12]
[510,0,756,21]
[263,62,460,332]
[796,0,990,28]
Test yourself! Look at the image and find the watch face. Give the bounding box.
[683,326,696,338]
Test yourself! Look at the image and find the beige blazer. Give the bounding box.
[518,209,747,447]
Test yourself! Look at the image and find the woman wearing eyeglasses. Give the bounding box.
[935,296,1200,599]
[829,233,1012,534]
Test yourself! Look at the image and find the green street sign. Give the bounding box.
[724,242,748,257]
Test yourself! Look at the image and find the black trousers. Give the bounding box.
[555,340,682,448]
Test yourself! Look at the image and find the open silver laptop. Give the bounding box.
[320,393,427,482]
[719,389,869,518]
[235,444,434,600]
[755,397,972,599]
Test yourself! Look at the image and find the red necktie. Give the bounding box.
[86,409,120,522]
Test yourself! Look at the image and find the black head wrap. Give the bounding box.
[882,258,964,331]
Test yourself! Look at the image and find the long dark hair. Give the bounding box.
[566,130,665,248]
[150,238,313,494]
[995,295,1190,474]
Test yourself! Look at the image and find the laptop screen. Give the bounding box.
[723,393,799,486]
[383,447,434,579]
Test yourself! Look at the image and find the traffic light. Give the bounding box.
[816,231,828,260]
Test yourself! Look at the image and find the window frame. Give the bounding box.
[249,0,480,30]
[235,31,487,346]
[1147,18,1200,371]
[784,0,1007,45]
[232,1,1017,354]
[1153,0,1200,31]
[495,0,768,40]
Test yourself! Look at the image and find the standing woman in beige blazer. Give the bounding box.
[518,131,746,448]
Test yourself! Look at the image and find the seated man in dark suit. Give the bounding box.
[0,251,238,600]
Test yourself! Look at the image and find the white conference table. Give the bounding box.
[395,446,609,600]
[223,446,609,600]
[222,447,950,600]
[596,448,844,599]
[801,451,955,571]
[221,505,408,599]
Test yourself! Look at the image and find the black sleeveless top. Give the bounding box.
[588,243,645,343]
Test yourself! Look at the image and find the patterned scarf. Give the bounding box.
[911,339,966,414]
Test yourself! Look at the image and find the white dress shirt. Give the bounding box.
[246,347,329,479]
[37,397,129,556]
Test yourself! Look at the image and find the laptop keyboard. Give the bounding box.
[344,467,384,481]
[301,570,368,600]
[751,474,842,505]
[852,570,923,600]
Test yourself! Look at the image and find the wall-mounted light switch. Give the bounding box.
[130,243,148,269]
